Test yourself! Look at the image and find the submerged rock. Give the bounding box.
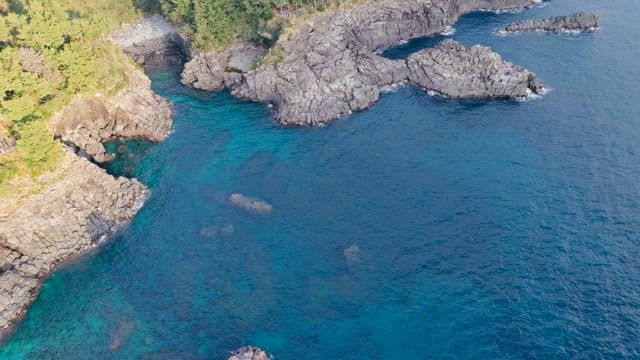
[344,244,362,261]
[503,12,599,34]
[407,39,543,99]
[228,346,271,360]
[229,194,273,214]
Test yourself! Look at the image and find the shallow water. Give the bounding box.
[3,1,640,358]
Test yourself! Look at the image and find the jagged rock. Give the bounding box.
[228,346,271,360]
[0,148,148,334]
[111,15,189,66]
[503,12,599,33]
[228,194,273,214]
[206,0,540,125]
[50,64,173,163]
[181,43,265,91]
[407,39,542,99]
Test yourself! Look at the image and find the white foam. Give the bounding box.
[381,82,406,93]
[441,26,456,36]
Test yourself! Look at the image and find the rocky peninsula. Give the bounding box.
[182,0,545,125]
[503,12,599,34]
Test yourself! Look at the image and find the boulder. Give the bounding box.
[228,346,271,360]
[407,39,543,99]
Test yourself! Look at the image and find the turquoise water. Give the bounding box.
[3,1,640,358]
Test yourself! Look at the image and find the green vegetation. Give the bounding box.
[0,0,140,194]
[155,0,333,49]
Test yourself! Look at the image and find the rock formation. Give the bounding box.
[503,12,599,34]
[111,15,189,67]
[0,148,148,334]
[50,64,173,163]
[181,43,265,91]
[228,346,271,360]
[181,0,544,125]
[0,22,177,337]
[407,39,544,98]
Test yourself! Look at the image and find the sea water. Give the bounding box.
[2,0,640,358]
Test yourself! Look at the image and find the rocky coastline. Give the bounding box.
[503,12,599,34]
[0,0,594,353]
[0,36,174,337]
[182,0,545,125]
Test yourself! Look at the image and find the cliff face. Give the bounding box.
[50,65,173,163]
[182,0,543,125]
[0,28,175,336]
[0,149,148,333]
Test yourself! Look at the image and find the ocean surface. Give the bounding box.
[2,1,640,358]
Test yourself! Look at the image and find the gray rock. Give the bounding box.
[111,15,189,66]
[228,346,271,360]
[225,0,542,125]
[50,64,173,163]
[407,39,542,99]
[503,12,599,33]
[181,43,265,91]
[0,148,148,335]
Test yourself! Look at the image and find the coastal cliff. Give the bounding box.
[0,36,173,337]
[50,64,173,163]
[182,0,544,125]
[0,148,148,333]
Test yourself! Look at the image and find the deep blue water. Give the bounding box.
[3,1,640,358]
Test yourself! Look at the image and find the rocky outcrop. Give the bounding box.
[50,65,173,163]
[407,39,543,98]
[0,148,148,335]
[111,15,189,67]
[181,43,265,91]
[503,12,599,34]
[228,346,271,360]
[181,0,543,125]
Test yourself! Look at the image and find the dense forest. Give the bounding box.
[148,0,335,49]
